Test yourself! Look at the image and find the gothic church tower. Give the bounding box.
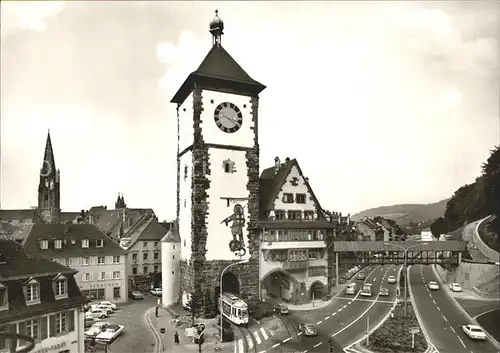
[171,11,266,317]
[37,131,61,223]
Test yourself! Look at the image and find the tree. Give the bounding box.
[482,146,500,223]
[430,217,446,238]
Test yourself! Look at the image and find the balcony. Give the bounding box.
[261,241,325,250]
[283,260,309,271]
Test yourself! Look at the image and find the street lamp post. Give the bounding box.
[219,258,249,341]
[384,242,429,317]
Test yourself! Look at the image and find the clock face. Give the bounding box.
[214,102,243,133]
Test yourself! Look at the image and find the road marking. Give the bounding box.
[298,332,303,336]
[258,351,266,353]
[324,316,330,321]
[450,327,456,333]
[254,331,262,344]
[313,342,323,348]
[271,343,280,348]
[247,335,253,349]
[338,307,343,312]
[317,320,323,324]
[260,327,268,340]
[457,336,466,348]
[270,330,274,336]
[238,340,245,353]
[335,297,394,304]
[443,316,448,322]
[432,299,436,304]
[331,313,336,317]
[283,337,291,343]
[437,307,440,311]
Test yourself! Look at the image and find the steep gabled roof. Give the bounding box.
[126,218,169,249]
[259,159,325,220]
[171,45,266,104]
[0,209,41,223]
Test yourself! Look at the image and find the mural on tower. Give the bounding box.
[221,204,246,257]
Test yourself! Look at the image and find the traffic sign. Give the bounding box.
[185,327,195,337]
[409,327,420,334]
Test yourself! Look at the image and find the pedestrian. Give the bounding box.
[155,305,159,317]
[174,331,180,345]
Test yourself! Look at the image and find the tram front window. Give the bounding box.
[240,309,247,318]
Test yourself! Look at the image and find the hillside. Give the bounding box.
[351,198,449,225]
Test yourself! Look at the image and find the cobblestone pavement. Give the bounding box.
[88,294,159,353]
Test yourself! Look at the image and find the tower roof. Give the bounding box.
[41,131,56,177]
[171,11,265,104]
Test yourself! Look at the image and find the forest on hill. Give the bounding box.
[430,146,500,244]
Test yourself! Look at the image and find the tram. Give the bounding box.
[219,292,249,325]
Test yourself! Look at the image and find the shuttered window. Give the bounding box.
[49,315,56,337]
[41,316,48,340]
[67,310,75,332]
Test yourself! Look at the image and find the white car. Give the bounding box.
[91,304,113,315]
[428,281,439,290]
[462,324,487,340]
[88,308,109,319]
[449,283,463,292]
[95,324,125,344]
[150,288,162,296]
[387,276,396,284]
[97,301,117,311]
[85,321,111,338]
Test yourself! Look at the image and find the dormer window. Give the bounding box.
[54,240,62,249]
[0,283,8,311]
[81,239,89,248]
[96,239,104,248]
[40,240,48,249]
[53,274,68,299]
[24,279,40,305]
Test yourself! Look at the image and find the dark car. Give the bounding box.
[273,303,289,315]
[129,290,144,300]
[298,324,318,337]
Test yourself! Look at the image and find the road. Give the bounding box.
[238,264,401,353]
[409,264,498,353]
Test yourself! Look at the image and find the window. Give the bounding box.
[132,267,138,275]
[132,253,138,261]
[54,279,67,298]
[0,285,7,309]
[0,325,7,350]
[172,255,175,260]
[282,193,294,203]
[112,271,120,280]
[113,287,121,300]
[288,211,302,221]
[113,256,120,264]
[54,240,62,249]
[96,239,104,247]
[143,266,148,275]
[154,252,159,260]
[81,239,89,248]
[82,273,91,282]
[274,210,286,220]
[184,165,188,181]
[309,267,326,277]
[99,272,106,281]
[82,257,90,265]
[295,193,306,204]
[223,160,235,174]
[55,312,66,334]
[309,249,323,260]
[154,241,159,247]
[288,250,308,261]
[304,211,315,221]
[25,319,39,340]
[143,241,148,248]
[154,265,159,273]
[183,239,186,247]
[25,282,40,304]
[97,256,105,264]
[143,253,148,261]
[40,240,48,249]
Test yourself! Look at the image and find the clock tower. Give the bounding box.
[170,10,266,317]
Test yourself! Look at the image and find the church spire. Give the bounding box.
[41,130,56,178]
[38,130,60,223]
[209,10,224,47]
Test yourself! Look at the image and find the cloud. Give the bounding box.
[1,1,65,40]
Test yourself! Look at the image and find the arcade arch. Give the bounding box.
[261,269,299,301]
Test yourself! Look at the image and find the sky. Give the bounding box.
[1,1,499,221]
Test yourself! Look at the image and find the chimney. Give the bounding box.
[285,157,290,163]
[274,157,280,174]
[64,222,70,234]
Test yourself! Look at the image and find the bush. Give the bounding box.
[249,301,273,319]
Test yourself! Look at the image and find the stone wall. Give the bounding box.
[434,261,500,290]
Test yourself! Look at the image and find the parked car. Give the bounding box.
[379,288,389,296]
[357,273,365,280]
[91,304,113,315]
[298,324,318,337]
[87,308,108,319]
[346,283,357,295]
[84,314,96,328]
[387,276,396,284]
[97,301,117,311]
[150,288,162,296]
[428,281,439,290]
[95,324,125,344]
[273,303,289,315]
[462,324,487,340]
[449,283,463,292]
[129,290,144,300]
[85,322,111,339]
